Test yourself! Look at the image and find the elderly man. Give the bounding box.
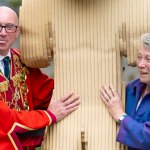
[100,33,150,150]
[0,6,80,150]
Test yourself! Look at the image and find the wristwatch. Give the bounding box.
[117,114,127,125]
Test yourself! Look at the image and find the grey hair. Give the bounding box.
[141,33,150,50]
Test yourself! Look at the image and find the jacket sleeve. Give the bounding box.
[27,68,54,110]
[116,116,150,149]
[0,101,56,149]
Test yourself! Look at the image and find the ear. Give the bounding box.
[15,26,20,38]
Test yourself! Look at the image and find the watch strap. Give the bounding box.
[117,114,127,125]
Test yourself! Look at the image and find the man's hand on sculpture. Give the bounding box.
[48,92,80,122]
[100,85,125,121]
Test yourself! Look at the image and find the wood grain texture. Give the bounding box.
[19,0,150,149]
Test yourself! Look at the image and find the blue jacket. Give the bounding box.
[117,79,150,150]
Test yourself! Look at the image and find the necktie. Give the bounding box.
[3,56,10,80]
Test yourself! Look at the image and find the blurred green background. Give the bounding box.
[0,0,21,13]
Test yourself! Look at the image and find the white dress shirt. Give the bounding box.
[0,50,11,74]
[136,95,143,111]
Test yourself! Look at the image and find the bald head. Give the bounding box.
[0,6,20,56]
[0,6,19,25]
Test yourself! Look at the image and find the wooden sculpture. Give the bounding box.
[19,0,150,149]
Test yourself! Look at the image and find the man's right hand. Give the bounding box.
[48,92,80,122]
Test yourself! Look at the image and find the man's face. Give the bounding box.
[137,47,150,84]
[0,9,19,55]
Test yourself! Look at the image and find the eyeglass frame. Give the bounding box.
[0,24,18,33]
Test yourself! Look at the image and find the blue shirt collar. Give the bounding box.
[131,78,146,99]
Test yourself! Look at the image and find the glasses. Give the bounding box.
[0,24,18,33]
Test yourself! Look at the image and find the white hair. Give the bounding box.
[141,33,150,50]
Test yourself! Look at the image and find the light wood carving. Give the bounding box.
[19,0,150,149]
